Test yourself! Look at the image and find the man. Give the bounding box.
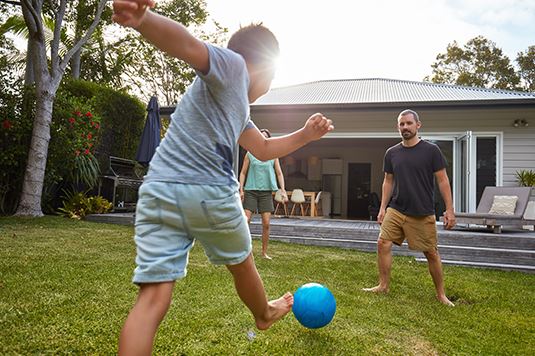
[363,109,456,306]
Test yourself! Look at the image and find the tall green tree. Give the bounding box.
[517,46,535,92]
[0,0,223,216]
[2,0,226,103]
[426,36,521,90]
[97,0,226,105]
[0,0,108,217]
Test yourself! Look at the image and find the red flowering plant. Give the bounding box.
[66,108,102,188]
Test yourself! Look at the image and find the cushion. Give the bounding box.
[488,195,518,215]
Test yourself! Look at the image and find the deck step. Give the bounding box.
[415,258,535,273]
[85,213,535,273]
[250,218,535,273]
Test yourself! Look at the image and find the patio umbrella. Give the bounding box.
[135,96,162,166]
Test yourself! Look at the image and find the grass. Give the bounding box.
[0,216,534,355]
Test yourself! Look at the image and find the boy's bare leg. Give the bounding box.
[118,282,175,356]
[226,253,292,330]
[261,212,272,259]
[423,249,455,307]
[363,238,392,293]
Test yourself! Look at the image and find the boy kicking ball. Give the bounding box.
[112,1,334,354]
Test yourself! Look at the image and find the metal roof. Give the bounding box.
[252,78,535,107]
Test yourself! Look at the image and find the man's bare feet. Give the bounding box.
[362,285,389,294]
[255,292,293,330]
[437,295,455,307]
[261,253,272,260]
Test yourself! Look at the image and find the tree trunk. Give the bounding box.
[70,48,81,78]
[15,0,107,217]
[24,33,37,85]
[15,82,57,217]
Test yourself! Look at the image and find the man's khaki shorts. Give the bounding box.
[380,207,437,252]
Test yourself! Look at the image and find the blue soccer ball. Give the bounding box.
[292,283,336,329]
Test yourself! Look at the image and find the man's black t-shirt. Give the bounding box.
[384,140,447,216]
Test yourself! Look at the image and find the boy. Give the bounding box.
[112,1,334,354]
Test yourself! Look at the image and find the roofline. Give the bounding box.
[270,78,535,97]
[250,99,535,113]
[160,98,535,116]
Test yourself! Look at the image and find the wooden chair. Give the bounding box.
[290,189,306,216]
[274,189,289,216]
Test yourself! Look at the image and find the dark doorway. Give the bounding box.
[347,163,371,219]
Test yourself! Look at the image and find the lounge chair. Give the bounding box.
[442,186,535,233]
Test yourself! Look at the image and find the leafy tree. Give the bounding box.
[517,46,535,92]
[426,36,521,90]
[0,26,21,95]
[2,0,226,104]
[65,0,112,79]
[101,0,228,105]
[0,0,108,217]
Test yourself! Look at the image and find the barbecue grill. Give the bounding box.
[98,156,144,211]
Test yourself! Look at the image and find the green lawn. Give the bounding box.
[0,216,534,355]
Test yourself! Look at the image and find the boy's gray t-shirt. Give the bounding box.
[145,44,254,188]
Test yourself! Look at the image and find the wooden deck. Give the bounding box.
[86,213,535,273]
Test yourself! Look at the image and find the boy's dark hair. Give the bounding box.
[227,23,279,65]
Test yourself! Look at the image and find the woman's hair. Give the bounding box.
[227,23,279,65]
[260,129,271,138]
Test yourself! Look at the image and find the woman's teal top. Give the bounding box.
[244,152,278,191]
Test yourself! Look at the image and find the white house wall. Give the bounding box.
[251,106,535,184]
[251,105,535,216]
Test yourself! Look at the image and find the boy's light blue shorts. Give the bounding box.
[132,181,252,284]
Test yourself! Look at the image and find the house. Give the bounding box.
[247,78,535,219]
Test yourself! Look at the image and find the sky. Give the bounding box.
[204,0,535,88]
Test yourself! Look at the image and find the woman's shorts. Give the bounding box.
[132,181,251,284]
[243,190,274,213]
[379,207,438,252]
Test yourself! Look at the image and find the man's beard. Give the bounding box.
[401,130,417,140]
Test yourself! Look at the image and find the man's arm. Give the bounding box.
[377,173,394,224]
[435,168,456,229]
[238,113,333,161]
[113,0,209,73]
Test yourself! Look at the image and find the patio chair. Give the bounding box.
[442,186,535,233]
[274,189,289,216]
[290,189,306,216]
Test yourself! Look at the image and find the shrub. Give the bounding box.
[57,190,112,219]
[0,78,146,214]
[516,169,535,187]
[0,86,35,214]
[94,87,146,161]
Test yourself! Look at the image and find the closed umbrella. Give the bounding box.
[135,96,161,166]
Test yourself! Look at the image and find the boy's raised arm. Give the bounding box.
[239,113,334,161]
[112,0,209,74]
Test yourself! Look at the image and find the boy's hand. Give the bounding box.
[303,113,334,141]
[112,0,156,28]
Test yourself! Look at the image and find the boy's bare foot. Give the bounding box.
[261,253,272,260]
[362,285,389,293]
[437,295,455,307]
[255,292,293,330]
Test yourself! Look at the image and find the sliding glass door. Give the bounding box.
[453,132,500,213]
[455,131,476,212]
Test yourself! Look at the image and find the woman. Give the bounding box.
[239,129,287,259]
